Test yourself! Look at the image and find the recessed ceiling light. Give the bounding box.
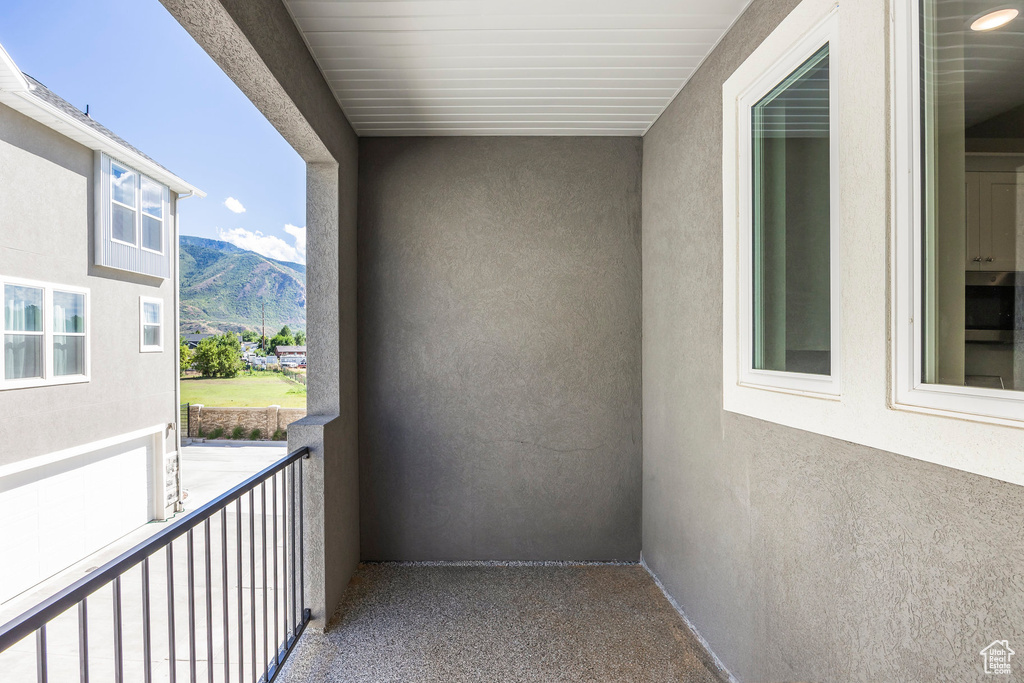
[971,8,1019,31]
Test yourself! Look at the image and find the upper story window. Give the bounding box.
[2,277,89,389]
[731,14,840,396]
[893,0,1024,423]
[96,154,171,279]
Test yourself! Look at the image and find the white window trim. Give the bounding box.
[140,297,164,353]
[1,275,90,391]
[891,0,1024,426]
[718,0,1024,488]
[104,154,168,256]
[725,5,841,401]
[734,15,841,397]
[140,177,166,256]
[109,160,139,249]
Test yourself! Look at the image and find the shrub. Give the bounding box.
[249,428,262,440]
[179,338,194,376]
[231,426,245,440]
[193,333,244,378]
[209,427,224,439]
[272,429,287,441]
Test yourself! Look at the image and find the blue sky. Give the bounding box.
[0,0,308,263]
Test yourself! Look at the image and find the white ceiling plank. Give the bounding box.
[286,0,745,19]
[302,29,732,47]
[341,97,674,108]
[334,89,684,101]
[315,55,707,70]
[355,128,649,136]
[320,67,696,81]
[307,43,727,59]
[344,105,665,115]
[345,112,658,121]
[281,0,749,135]
[293,15,738,33]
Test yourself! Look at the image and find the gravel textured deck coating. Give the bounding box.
[279,564,728,682]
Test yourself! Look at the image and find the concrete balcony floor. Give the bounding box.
[279,563,727,683]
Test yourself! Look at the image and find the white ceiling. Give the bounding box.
[281,0,751,136]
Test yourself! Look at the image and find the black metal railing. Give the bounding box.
[181,403,191,440]
[0,447,310,683]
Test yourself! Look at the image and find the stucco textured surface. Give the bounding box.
[278,564,727,683]
[641,0,1024,681]
[161,0,360,629]
[358,137,642,561]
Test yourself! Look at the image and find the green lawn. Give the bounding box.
[180,373,306,408]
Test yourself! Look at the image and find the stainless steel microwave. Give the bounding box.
[965,271,1018,343]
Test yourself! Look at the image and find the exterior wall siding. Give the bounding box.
[94,152,172,280]
[641,0,1024,680]
[0,101,177,464]
[357,136,643,561]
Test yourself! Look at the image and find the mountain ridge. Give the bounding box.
[179,235,306,335]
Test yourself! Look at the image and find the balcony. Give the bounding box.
[1,0,1021,681]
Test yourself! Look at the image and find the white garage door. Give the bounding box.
[0,435,152,605]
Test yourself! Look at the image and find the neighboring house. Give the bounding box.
[0,43,203,604]
[182,333,215,349]
[274,345,306,359]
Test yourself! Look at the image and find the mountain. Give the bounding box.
[179,235,305,335]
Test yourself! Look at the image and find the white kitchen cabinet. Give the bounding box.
[965,171,1021,271]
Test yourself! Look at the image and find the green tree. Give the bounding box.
[241,330,259,343]
[179,337,194,376]
[294,330,306,346]
[193,333,244,378]
[268,325,296,354]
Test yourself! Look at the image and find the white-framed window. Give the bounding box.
[2,276,90,390]
[727,9,840,397]
[140,176,165,254]
[892,0,1024,425]
[96,153,171,278]
[140,297,163,353]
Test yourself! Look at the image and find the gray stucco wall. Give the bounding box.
[358,137,642,561]
[160,0,360,629]
[0,103,177,463]
[641,0,1024,680]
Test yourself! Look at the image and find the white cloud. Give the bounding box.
[283,224,306,263]
[219,225,307,264]
[224,197,246,214]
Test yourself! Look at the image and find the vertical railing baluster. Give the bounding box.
[299,456,304,619]
[204,520,214,683]
[36,624,47,683]
[221,508,230,683]
[113,577,123,683]
[272,473,279,665]
[167,544,177,683]
[79,599,89,683]
[187,529,197,683]
[288,463,295,636]
[142,558,152,683]
[261,482,269,681]
[249,491,256,683]
[282,467,289,644]
[236,498,244,683]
